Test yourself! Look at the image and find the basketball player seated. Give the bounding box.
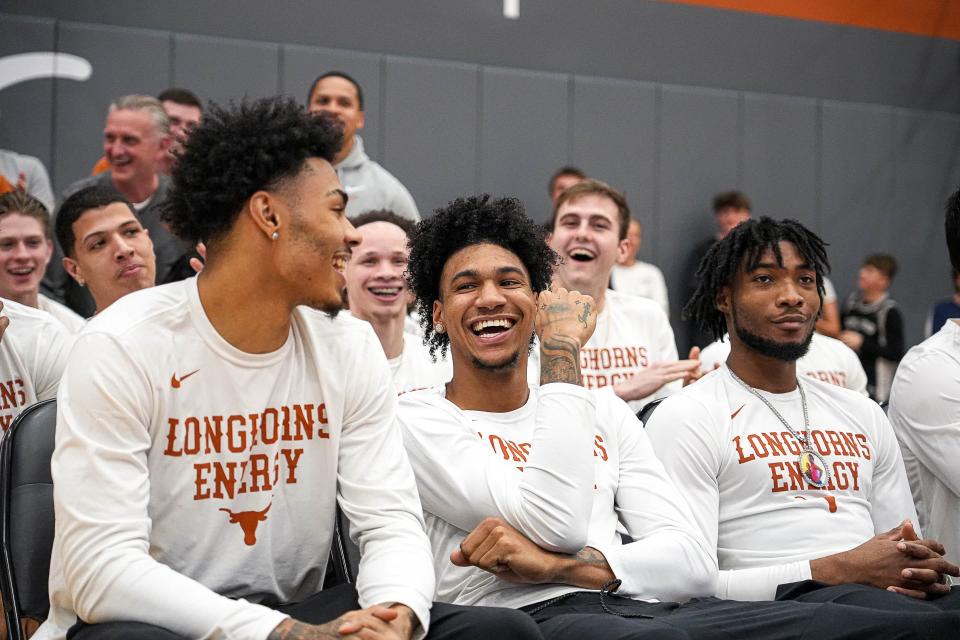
[35,99,540,640]
[396,196,955,639]
[647,217,960,614]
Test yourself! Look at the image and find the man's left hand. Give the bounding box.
[451,517,560,584]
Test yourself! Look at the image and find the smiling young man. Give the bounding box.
[307,72,419,221]
[45,95,192,316]
[345,209,450,393]
[38,98,537,640]
[0,192,84,331]
[646,218,960,620]
[547,179,699,412]
[53,186,156,316]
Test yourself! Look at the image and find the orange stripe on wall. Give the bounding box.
[662,0,960,41]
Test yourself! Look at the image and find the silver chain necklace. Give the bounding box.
[727,368,831,488]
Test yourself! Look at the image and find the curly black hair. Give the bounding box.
[946,185,960,272]
[683,217,830,343]
[162,96,342,247]
[407,195,558,359]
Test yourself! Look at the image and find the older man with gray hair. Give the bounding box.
[43,95,191,317]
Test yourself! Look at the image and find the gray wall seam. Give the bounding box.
[652,83,661,265]
[814,99,822,233]
[474,65,483,194]
[736,91,744,190]
[276,44,284,97]
[49,17,60,190]
[167,30,175,87]
[377,55,386,159]
[566,74,574,164]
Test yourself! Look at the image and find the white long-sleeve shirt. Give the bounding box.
[528,290,681,412]
[399,384,716,609]
[699,332,869,395]
[646,368,917,601]
[889,319,960,573]
[0,297,71,431]
[37,279,434,640]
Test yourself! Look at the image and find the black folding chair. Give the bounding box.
[329,505,361,586]
[0,399,58,640]
[636,397,666,426]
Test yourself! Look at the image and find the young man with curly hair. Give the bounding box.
[37,98,540,640]
[646,218,960,624]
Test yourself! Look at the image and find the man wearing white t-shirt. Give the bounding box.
[0,192,84,332]
[889,187,960,575]
[399,198,954,639]
[610,218,669,316]
[647,217,960,620]
[698,331,868,395]
[345,210,450,394]
[547,179,698,412]
[38,98,539,640]
[0,297,71,431]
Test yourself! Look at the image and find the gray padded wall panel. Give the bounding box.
[280,44,382,159]
[892,110,960,343]
[572,77,657,262]
[820,102,897,316]
[53,22,171,195]
[480,67,569,224]
[0,16,56,177]
[172,34,279,106]
[658,85,739,339]
[382,57,478,216]
[742,94,818,229]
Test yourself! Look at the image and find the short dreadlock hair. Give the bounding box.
[162,96,342,248]
[683,217,830,343]
[947,185,960,272]
[407,195,558,359]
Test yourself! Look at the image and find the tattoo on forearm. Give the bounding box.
[540,334,581,386]
[575,546,610,567]
[268,619,340,640]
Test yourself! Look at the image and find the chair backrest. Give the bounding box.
[329,505,361,585]
[636,397,665,426]
[0,399,57,640]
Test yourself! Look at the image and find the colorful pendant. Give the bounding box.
[799,448,830,488]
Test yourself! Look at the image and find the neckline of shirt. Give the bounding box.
[186,277,294,367]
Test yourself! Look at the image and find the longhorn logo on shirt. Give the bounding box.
[220,502,271,546]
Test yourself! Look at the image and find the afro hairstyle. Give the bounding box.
[407,194,558,359]
[162,96,342,247]
[683,216,830,342]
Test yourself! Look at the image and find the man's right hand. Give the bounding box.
[810,520,959,598]
[268,606,408,640]
[535,288,597,386]
[612,359,700,401]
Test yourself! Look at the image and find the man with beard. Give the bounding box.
[36,98,539,640]
[307,72,419,221]
[646,217,960,612]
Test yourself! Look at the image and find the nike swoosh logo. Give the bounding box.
[730,404,745,420]
[171,369,200,389]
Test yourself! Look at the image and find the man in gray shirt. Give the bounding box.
[307,71,419,221]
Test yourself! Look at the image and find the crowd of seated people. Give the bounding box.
[0,67,953,640]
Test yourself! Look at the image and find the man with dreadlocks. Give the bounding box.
[647,217,960,614]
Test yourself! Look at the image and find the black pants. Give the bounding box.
[523,588,960,640]
[776,579,960,611]
[67,583,543,639]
